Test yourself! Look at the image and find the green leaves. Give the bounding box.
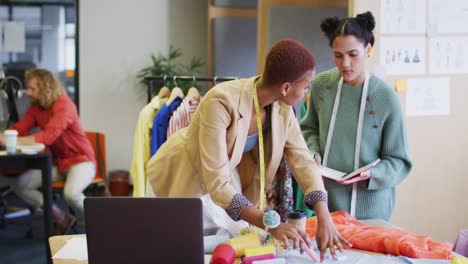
[137,46,205,96]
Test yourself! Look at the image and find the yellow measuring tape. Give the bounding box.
[253,80,265,212]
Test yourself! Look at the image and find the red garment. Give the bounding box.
[12,95,96,172]
[306,211,453,259]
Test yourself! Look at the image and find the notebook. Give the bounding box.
[84,197,204,264]
[320,159,381,181]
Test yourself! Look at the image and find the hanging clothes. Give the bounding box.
[306,211,454,259]
[130,96,167,197]
[167,96,201,138]
[150,97,183,156]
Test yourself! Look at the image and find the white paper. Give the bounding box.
[429,0,468,34]
[3,21,25,53]
[429,37,468,74]
[380,0,426,34]
[52,237,88,261]
[380,37,426,75]
[320,159,380,181]
[204,254,212,264]
[406,78,450,117]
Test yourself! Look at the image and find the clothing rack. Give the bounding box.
[144,75,238,103]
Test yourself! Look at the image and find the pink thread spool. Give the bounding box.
[212,244,236,264]
[241,253,276,264]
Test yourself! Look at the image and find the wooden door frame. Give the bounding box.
[207,0,257,76]
[256,0,350,74]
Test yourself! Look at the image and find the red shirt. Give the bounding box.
[12,95,96,172]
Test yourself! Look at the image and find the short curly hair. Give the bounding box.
[262,39,316,86]
[25,68,65,108]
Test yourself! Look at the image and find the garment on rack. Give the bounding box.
[305,211,453,259]
[150,97,183,156]
[167,96,201,138]
[130,96,167,197]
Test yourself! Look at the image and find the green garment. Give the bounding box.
[300,68,412,221]
[293,102,315,217]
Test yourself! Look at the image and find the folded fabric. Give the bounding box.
[305,211,453,259]
[452,257,468,264]
[454,230,468,257]
[204,228,232,253]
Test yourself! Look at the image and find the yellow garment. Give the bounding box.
[452,257,468,264]
[130,96,166,197]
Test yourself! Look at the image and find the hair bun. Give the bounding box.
[320,17,340,38]
[356,11,375,31]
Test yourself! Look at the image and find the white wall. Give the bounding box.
[354,0,468,243]
[80,0,207,172]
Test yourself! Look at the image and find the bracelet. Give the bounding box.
[263,210,280,233]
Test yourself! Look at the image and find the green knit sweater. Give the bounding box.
[300,68,412,221]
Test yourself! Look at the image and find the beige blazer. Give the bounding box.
[146,76,325,209]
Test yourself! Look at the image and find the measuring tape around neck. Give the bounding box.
[253,80,266,212]
[322,72,370,217]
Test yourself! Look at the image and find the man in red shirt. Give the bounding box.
[0,68,96,234]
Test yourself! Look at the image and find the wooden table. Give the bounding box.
[0,153,53,264]
[49,234,87,264]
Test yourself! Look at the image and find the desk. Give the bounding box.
[0,153,53,264]
[49,235,382,264]
[49,235,218,264]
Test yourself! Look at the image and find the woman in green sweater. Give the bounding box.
[300,11,412,221]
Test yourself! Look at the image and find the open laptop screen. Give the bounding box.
[84,197,204,264]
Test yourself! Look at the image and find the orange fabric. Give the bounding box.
[306,211,453,259]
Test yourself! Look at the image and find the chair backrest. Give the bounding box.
[85,131,107,181]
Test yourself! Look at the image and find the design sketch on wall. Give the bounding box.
[429,0,468,34]
[430,37,468,74]
[406,78,450,117]
[379,37,426,75]
[380,0,426,34]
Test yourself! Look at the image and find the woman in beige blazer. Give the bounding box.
[147,39,349,260]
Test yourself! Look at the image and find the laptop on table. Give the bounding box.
[84,197,204,264]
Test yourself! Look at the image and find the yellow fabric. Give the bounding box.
[130,96,167,197]
[146,76,325,209]
[452,257,468,264]
[244,245,276,257]
[227,233,261,257]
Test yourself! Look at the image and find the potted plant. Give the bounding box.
[137,46,204,96]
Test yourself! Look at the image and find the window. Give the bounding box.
[0,1,78,108]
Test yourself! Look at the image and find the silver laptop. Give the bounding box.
[84,197,204,264]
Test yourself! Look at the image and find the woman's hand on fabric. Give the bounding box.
[316,214,352,261]
[269,223,314,253]
[336,170,371,185]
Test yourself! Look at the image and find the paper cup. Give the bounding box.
[4,130,18,154]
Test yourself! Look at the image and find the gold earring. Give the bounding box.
[369,47,375,58]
